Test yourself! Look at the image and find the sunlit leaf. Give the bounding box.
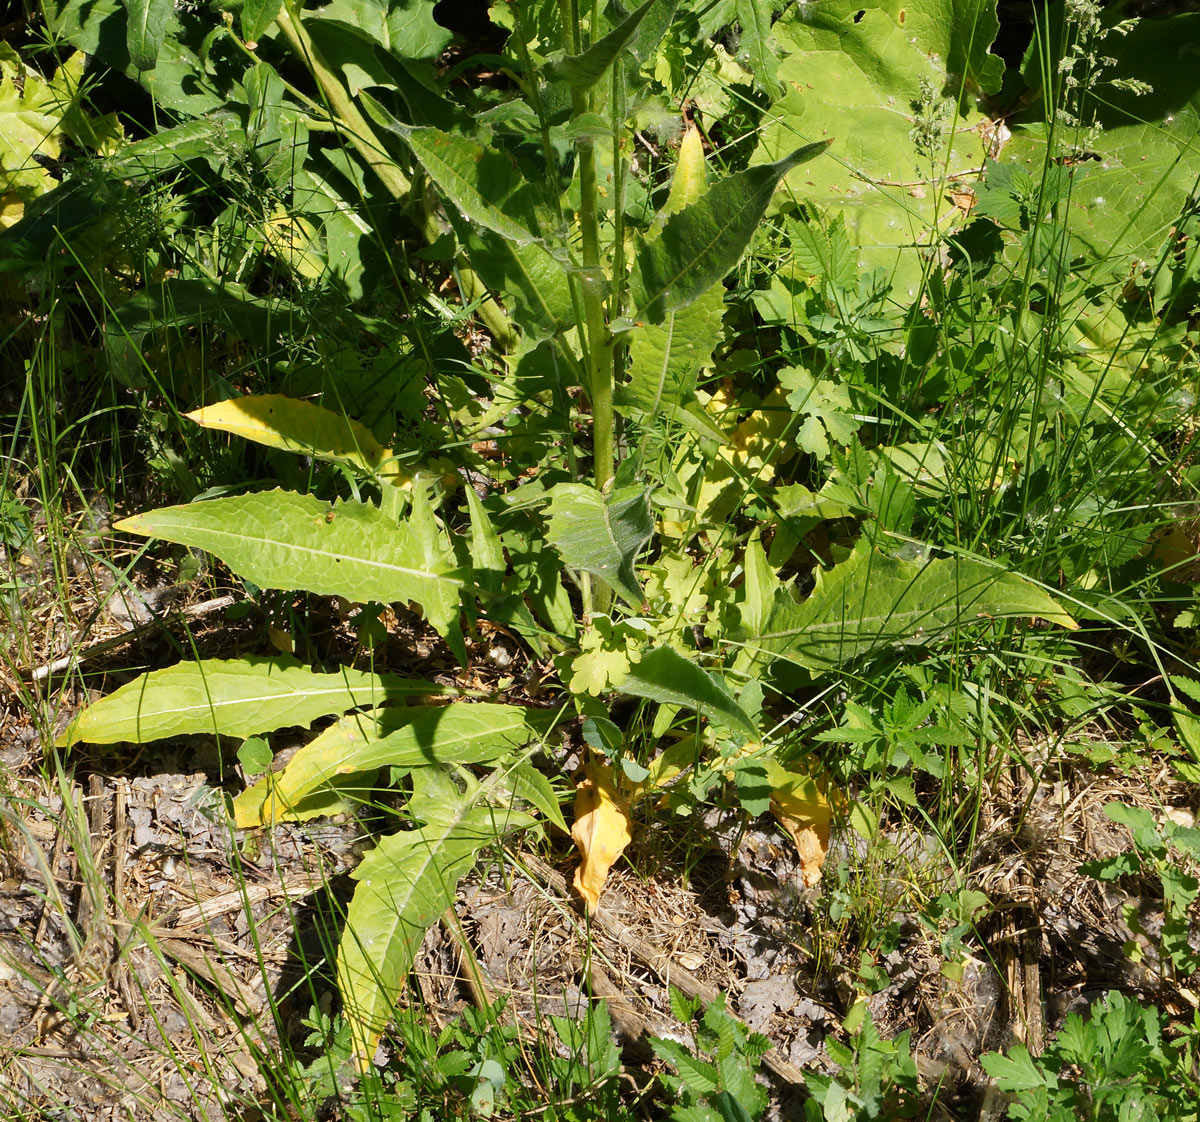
[186,396,402,484]
[620,646,759,741]
[115,490,462,642]
[338,769,533,1066]
[58,656,442,746]
[755,1,1000,296]
[234,703,556,827]
[740,541,1077,673]
[764,759,833,887]
[546,483,652,607]
[630,142,830,324]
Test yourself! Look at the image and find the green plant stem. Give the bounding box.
[572,117,614,615]
[557,0,612,613]
[276,4,410,200]
[510,1,590,479]
[608,62,628,457]
[578,142,614,496]
[275,3,516,350]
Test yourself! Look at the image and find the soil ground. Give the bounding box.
[2,510,1198,1121]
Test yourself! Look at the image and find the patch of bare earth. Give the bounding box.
[2,516,1198,1119]
[3,709,1199,1120]
[0,763,365,1120]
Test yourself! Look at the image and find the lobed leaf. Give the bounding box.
[115,490,462,641]
[58,656,442,746]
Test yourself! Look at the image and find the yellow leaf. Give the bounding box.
[765,760,834,887]
[570,762,632,912]
[689,385,796,523]
[649,126,708,237]
[185,396,405,487]
[267,626,294,654]
[232,775,272,828]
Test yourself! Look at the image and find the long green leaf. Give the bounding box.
[629,0,681,63]
[548,0,678,91]
[619,285,724,419]
[105,119,244,177]
[735,0,781,96]
[338,771,533,1065]
[123,0,172,70]
[116,490,462,641]
[619,127,723,419]
[630,141,830,323]
[468,229,576,340]
[740,542,1077,673]
[58,656,442,746]
[234,703,558,825]
[359,102,539,245]
[545,483,652,606]
[621,647,759,741]
[363,98,575,341]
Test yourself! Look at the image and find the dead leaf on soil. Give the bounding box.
[766,762,833,887]
[571,761,633,912]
